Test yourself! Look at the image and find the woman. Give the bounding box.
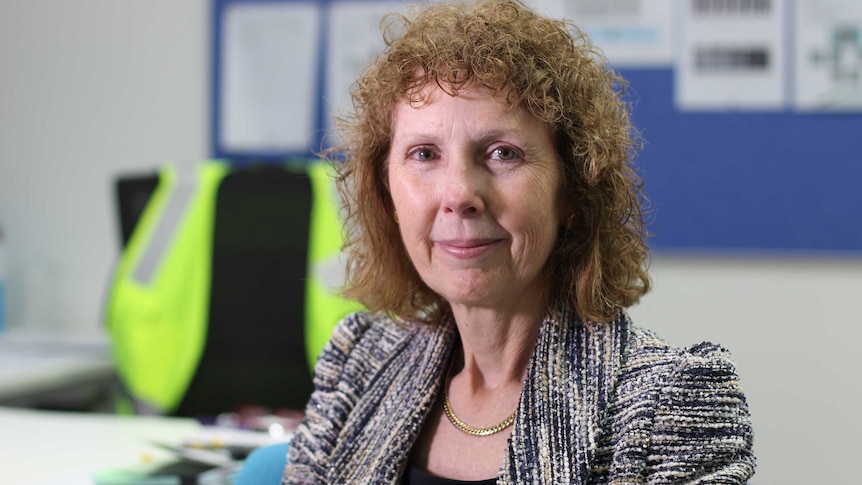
[285,0,755,483]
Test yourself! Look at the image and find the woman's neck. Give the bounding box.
[449,303,544,390]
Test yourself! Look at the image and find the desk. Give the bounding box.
[0,406,202,485]
[0,329,114,408]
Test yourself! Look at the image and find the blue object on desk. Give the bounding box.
[234,442,289,485]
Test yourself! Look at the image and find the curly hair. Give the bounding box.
[327,0,651,324]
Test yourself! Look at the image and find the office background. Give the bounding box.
[0,0,860,483]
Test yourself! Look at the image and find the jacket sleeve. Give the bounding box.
[645,343,755,484]
[283,312,374,485]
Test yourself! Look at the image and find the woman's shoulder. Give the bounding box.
[327,311,412,349]
[619,322,745,397]
[625,324,739,369]
[319,311,404,358]
[328,310,429,351]
[612,323,755,481]
[313,311,429,385]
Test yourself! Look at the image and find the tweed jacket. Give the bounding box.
[284,311,755,484]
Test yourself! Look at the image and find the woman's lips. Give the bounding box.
[434,238,503,259]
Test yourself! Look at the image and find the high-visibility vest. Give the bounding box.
[105,160,360,414]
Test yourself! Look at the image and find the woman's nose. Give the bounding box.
[441,160,485,217]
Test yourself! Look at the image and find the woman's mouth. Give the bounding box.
[434,238,503,259]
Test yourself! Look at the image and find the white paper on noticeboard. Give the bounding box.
[795,0,862,112]
[219,2,321,153]
[527,0,674,67]
[325,0,404,146]
[676,0,786,111]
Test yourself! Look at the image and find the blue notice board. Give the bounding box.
[620,68,862,254]
[211,0,862,254]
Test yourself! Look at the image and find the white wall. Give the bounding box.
[0,0,209,330]
[1,1,860,483]
[628,255,862,484]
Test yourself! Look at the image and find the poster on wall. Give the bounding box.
[528,0,674,67]
[325,0,402,146]
[675,0,786,110]
[219,2,321,153]
[794,0,862,111]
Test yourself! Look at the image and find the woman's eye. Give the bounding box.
[409,147,437,162]
[492,146,521,161]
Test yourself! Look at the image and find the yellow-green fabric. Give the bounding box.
[106,160,359,414]
[305,162,364,371]
[107,162,227,413]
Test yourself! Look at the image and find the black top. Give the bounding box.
[402,466,497,485]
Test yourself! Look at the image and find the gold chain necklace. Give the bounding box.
[442,367,517,437]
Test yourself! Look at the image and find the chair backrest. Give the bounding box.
[109,161,357,417]
[115,173,159,247]
[175,166,315,415]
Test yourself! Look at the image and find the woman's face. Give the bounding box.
[387,83,563,312]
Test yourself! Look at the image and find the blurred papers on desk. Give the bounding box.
[0,406,199,485]
[0,328,114,410]
[0,406,292,485]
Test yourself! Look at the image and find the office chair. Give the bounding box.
[107,160,359,417]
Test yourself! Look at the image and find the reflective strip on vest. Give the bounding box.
[132,164,198,284]
[107,160,362,414]
[107,161,229,413]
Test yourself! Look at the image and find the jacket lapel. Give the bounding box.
[503,312,628,484]
[327,319,456,484]
[323,312,628,484]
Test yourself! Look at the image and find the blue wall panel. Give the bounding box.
[619,68,862,253]
[211,0,862,253]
